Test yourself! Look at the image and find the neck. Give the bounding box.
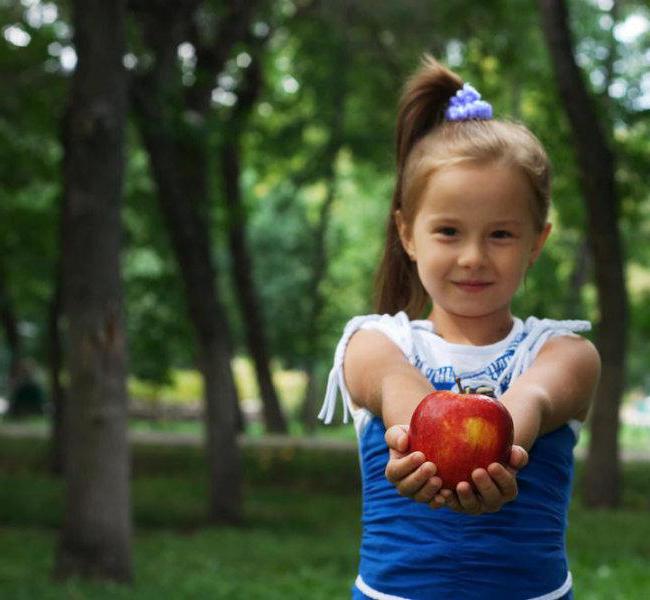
[427,308,514,346]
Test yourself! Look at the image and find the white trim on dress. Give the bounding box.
[355,572,573,600]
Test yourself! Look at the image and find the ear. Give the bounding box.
[528,222,552,267]
[394,210,416,262]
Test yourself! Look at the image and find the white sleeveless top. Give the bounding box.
[319,311,591,438]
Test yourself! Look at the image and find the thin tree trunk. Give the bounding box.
[301,175,339,432]
[130,0,252,521]
[564,239,591,319]
[135,113,243,520]
[302,362,329,432]
[221,57,287,433]
[538,0,628,508]
[300,67,347,432]
[0,261,21,385]
[55,0,132,581]
[48,255,66,475]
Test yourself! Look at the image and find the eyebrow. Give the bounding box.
[424,216,524,226]
[490,220,524,227]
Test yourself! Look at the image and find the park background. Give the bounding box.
[1,0,649,598]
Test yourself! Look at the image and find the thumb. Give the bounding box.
[385,424,410,453]
[509,445,529,471]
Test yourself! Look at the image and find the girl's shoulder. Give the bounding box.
[337,311,421,357]
[319,312,419,426]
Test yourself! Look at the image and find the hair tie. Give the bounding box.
[444,83,493,121]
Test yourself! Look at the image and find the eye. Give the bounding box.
[491,230,513,239]
[436,227,458,237]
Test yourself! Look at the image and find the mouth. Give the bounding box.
[453,281,494,292]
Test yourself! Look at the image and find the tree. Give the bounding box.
[538,0,628,507]
[220,46,289,433]
[130,0,251,521]
[55,0,132,581]
[0,262,21,384]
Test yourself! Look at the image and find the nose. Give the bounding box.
[457,239,485,269]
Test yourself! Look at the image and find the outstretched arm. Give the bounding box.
[344,330,445,502]
[439,334,601,513]
[500,335,600,450]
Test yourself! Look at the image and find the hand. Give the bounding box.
[440,445,529,515]
[384,424,445,507]
[385,424,528,514]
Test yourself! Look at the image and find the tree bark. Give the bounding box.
[0,261,21,384]
[221,57,287,433]
[55,0,132,581]
[48,254,66,475]
[130,0,252,521]
[538,0,628,507]
[134,102,243,520]
[564,239,591,319]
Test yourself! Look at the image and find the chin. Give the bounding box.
[437,303,511,322]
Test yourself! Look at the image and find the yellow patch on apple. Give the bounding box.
[463,417,498,449]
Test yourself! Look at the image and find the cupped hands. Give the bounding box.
[384,424,528,515]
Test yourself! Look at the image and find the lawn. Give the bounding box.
[0,436,649,598]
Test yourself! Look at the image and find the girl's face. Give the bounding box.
[396,162,551,330]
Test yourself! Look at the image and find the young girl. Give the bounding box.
[318,55,600,600]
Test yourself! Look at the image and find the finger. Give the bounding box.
[385,451,426,483]
[508,445,529,471]
[439,489,461,512]
[395,462,438,497]
[413,476,444,503]
[384,424,410,453]
[428,493,446,510]
[487,462,518,500]
[456,481,483,514]
[471,468,502,511]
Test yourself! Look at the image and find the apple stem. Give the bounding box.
[456,377,464,394]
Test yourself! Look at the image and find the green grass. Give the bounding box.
[0,437,648,598]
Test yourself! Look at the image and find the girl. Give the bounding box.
[318,55,600,600]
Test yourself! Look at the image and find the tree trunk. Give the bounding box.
[221,58,287,434]
[299,73,347,432]
[538,0,628,508]
[0,261,21,385]
[564,239,591,319]
[130,0,252,520]
[302,361,329,432]
[134,110,244,520]
[55,0,132,582]
[48,255,66,475]
[301,175,339,432]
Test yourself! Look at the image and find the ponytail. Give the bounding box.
[374,55,463,318]
[395,55,463,174]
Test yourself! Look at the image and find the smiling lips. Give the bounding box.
[453,280,493,292]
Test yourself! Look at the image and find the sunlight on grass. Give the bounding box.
[127,357,308,417]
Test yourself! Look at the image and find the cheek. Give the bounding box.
[498,250,530,282]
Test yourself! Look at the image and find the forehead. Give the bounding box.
[417,163,536,221]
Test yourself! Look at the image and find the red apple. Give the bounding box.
[408,387,514,489]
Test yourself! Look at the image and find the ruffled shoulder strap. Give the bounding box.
[495,317,592,393]
[318,312,415,425]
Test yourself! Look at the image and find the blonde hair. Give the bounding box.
[374,54,551,318]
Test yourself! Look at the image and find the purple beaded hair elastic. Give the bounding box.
[444,83,493,121]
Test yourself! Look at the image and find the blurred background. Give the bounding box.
[1,0,649,598]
